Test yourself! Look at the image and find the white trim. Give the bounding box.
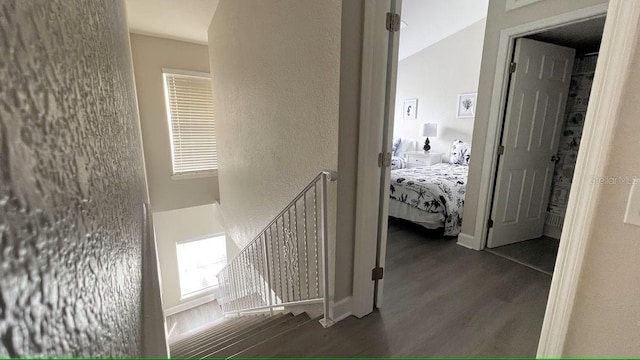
[351,0,392,318]
[538,0,640,356]
[505,0,541,12]
[331,296,353,323]
[171,170,218,180]
[161,67,210,78]
[129,30,209,46]
[456,233,477,250]
[471,3,609,252]
[164,292,217,317]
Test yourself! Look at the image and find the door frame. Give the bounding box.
[351,0,400,318]
[352,0,640,355]
[468,3,609,251]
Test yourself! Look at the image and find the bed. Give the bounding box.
[388,140,470,236]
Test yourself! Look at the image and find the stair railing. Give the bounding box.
[216,171,337,327]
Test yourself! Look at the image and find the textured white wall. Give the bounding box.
[130,34,220,212]
[207,0,340,248]
[562,25,640,356]
[461,0,608,237]
[0,0,147,356]
[394,19,486,160]
[153,204,226,310]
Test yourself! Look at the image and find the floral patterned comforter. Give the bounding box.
[390,163,468,236]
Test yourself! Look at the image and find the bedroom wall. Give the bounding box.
[153,204,225,312]
[562,20,640,356]
[0,0,147,356]
[130,33,220,213]
[393,19,486,160]
[460,0,608,241]
[207,0,340,250]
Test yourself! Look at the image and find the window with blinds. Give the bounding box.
[163,69,217,176]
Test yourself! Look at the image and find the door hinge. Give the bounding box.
[509,62,517,74]
[378,152,392,168]
[497,145,505,156]
[487,219,494,229]
[372,267,384,281]
[386,12,401,32]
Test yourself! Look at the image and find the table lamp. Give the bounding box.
[420,123,438,152]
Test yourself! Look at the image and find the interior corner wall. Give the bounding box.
[335,0,365,303]
[0,0,145,356]
[460,0,609,239]
[152,204,225,311]
[561,22,640,356]
[130,33,220,212]
[393,18,486,159]
[207,0,341,249]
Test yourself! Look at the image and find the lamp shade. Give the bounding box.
[420,123,438,137]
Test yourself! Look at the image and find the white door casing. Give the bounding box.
[351,0,396,318]
[374,0,402,309]
[487,38,575,248]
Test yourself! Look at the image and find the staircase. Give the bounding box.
[169,171,337,358]
[169,312,318,358]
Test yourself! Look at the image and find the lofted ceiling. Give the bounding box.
[399,0,489,60]
[125,0,219,43]
[124,0,488,53]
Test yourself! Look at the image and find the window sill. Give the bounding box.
[172,171,218,180]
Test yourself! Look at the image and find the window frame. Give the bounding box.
[175,232,227,300]
[162,68,218,179]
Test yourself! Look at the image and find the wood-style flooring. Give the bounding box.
[236,218,552,358]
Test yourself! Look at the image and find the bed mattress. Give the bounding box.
[389,163,468,236]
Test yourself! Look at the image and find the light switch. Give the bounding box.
[623,180,640,226]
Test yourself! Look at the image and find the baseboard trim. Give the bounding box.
[456,232,479,250]
[331,296,352,323]
[164,293,217,317]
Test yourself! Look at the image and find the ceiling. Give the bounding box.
[125,0,219,43]
[399,0,489,60]
[527,16,606,54]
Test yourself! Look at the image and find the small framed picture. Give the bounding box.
[457,93,477,118]
[403,98,418,120]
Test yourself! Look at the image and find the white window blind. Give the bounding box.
[163,70,217,175]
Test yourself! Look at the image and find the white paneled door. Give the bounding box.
[487,38,575,248]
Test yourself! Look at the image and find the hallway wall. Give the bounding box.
[563,18,640,356]
[207,0,340,248]
[0,0,147,357]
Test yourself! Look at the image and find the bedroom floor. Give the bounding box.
[246,218,552,357]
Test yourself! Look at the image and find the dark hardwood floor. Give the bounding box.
[237,218,552,358]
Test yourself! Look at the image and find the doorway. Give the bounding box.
[486,16,606,275]
[353,0,639,356]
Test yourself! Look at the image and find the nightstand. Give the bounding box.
[405,151,443,168]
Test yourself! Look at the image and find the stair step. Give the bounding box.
[208,313,314,359]
[171,317,246,348]
[169,317,230,346]
[170,316,269,356]
[182,314,293,358]
[229,315,324,358]
[170,316,261,352]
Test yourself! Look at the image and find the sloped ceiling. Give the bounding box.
[125,0,488,57]
[125,0,219,43]
[400,0,489,60]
